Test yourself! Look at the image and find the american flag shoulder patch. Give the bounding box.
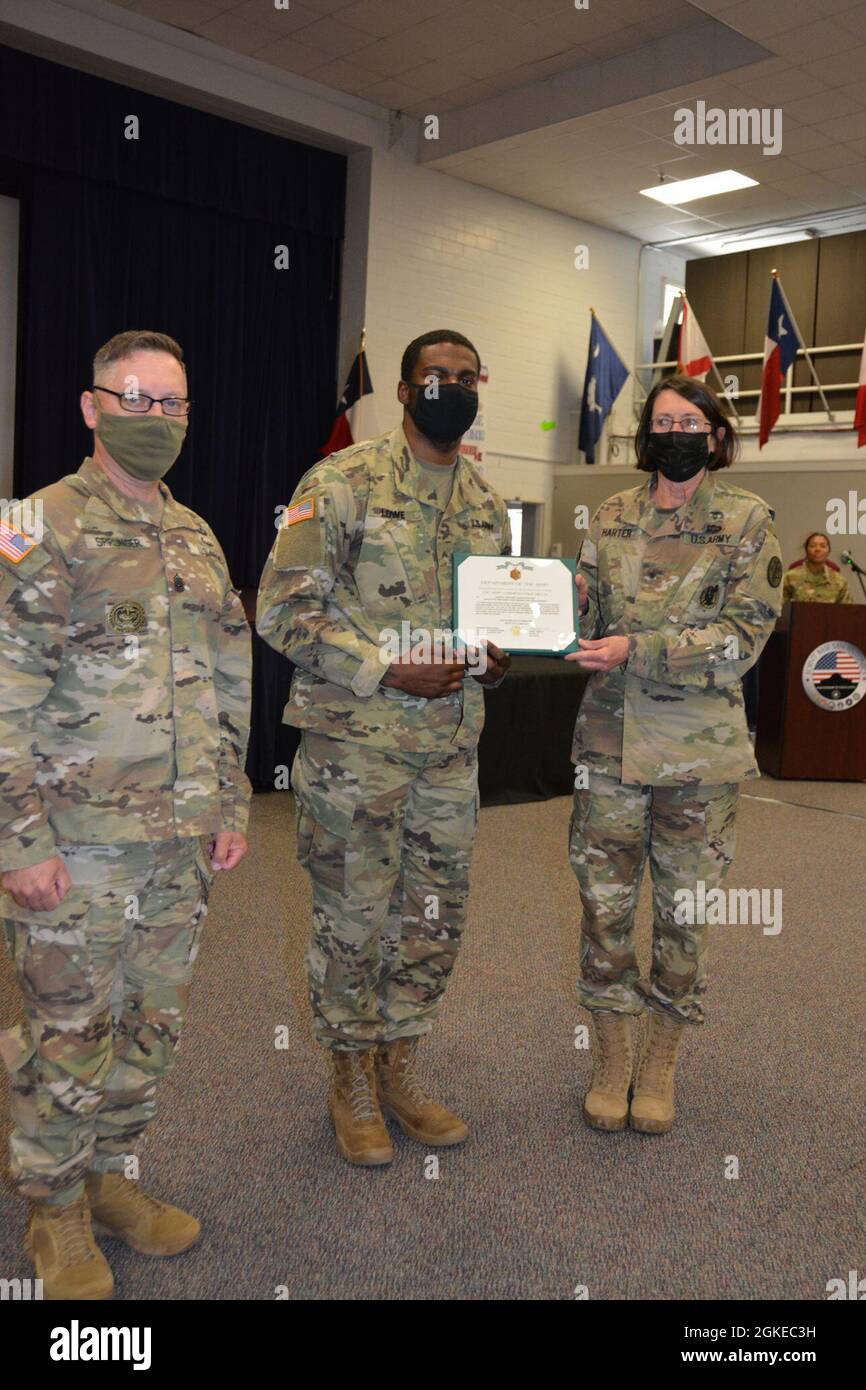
[0,518,40,564]
[283,497,316,527]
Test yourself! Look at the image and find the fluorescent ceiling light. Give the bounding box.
[640,170,758,205]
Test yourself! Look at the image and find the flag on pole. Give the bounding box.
[758,278,801,449]
[854,333,866,448]
[320,342,378,456]
[677,296,713,380]
[578,314,629,465]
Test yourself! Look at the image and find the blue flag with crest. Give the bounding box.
[578,316,629,465]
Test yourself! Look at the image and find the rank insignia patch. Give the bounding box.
[108,600,147,633]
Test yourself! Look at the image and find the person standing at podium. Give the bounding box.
[782,532,851,604]
[567,376,782,1135]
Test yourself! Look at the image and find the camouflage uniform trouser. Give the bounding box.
[292,731,479,1051]
[0,836,213,1205]
[569,774,739,1025]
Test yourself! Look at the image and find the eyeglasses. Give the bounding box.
[650,415,711,433]
[92,385,192,417]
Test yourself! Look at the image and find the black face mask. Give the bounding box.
[643,431,710,483]
[404,382,478,446]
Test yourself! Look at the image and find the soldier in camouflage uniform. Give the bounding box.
[0,332,251,1297]
[257,330,510,1166]
[568,376,782,1135]
[782,531,852,604]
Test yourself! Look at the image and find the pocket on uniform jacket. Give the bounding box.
[296,808,316,869]
[0,1020,35,1079]
[194,836,216,891]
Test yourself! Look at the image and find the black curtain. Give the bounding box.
[0,45,346,790]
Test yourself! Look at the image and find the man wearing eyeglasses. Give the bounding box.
[0,331,251,1298]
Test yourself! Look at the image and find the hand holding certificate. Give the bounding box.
[452,554,580,656]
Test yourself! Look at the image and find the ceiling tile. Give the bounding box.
[255,34,337,75]
[835,6,866,42]
[839,162,866,194]
[125,0,227,26]
[730,70,830,104]
[783,143,865,174]
[783,89,864,124]
[284,15,374,60]
[194,12,282,56]
[303,56,382,96]
[814,109,866,143]
[717,0,856,41]
[336,0,440,38]
[800,45,866,87]
[219,0,322,34]
[763,18,856,62]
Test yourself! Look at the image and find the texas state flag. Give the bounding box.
[758,278,801,448]
[320,349,378,457]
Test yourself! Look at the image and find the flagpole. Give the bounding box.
[681,293,742,423]
[771,270,835,422]
[653,297,682,393]
[358,326,366,404]
[590,308,647,401]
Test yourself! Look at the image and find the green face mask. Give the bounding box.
[95,413,187,482]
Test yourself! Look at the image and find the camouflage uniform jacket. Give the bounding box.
[781,562,851,605]
[256,425,511,754]
[573,471,783,786]
[0,457,252,871]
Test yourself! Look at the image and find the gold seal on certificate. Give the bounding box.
[452,555,579,655]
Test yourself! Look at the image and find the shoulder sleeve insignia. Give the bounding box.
[282,497,316,527]
[767,556,783,588]
[0,518,40,564]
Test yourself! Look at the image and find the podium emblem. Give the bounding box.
[802,642,866,711]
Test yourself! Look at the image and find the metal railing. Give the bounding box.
[635,341,864,422]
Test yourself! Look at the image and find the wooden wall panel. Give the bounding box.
[813,230,866,413]
[685,231,866,421]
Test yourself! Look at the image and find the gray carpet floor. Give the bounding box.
[1,778,863,1301]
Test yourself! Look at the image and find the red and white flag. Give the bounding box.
[677,296,713,380]
[320,345,378,457]
[855,333,866,448]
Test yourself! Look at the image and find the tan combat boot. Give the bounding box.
[629,1010,686,1134]
[329,1048,394,1166]
[582,1012,634,1131]
[27,1196,114,1300]
[86,1172,200,1255]
[376,1038,468,1145]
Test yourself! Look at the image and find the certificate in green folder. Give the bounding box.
[452,554,580,656]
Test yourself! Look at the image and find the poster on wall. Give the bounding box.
[461,363,488,470]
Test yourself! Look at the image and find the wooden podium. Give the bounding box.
[755,602,866,780]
